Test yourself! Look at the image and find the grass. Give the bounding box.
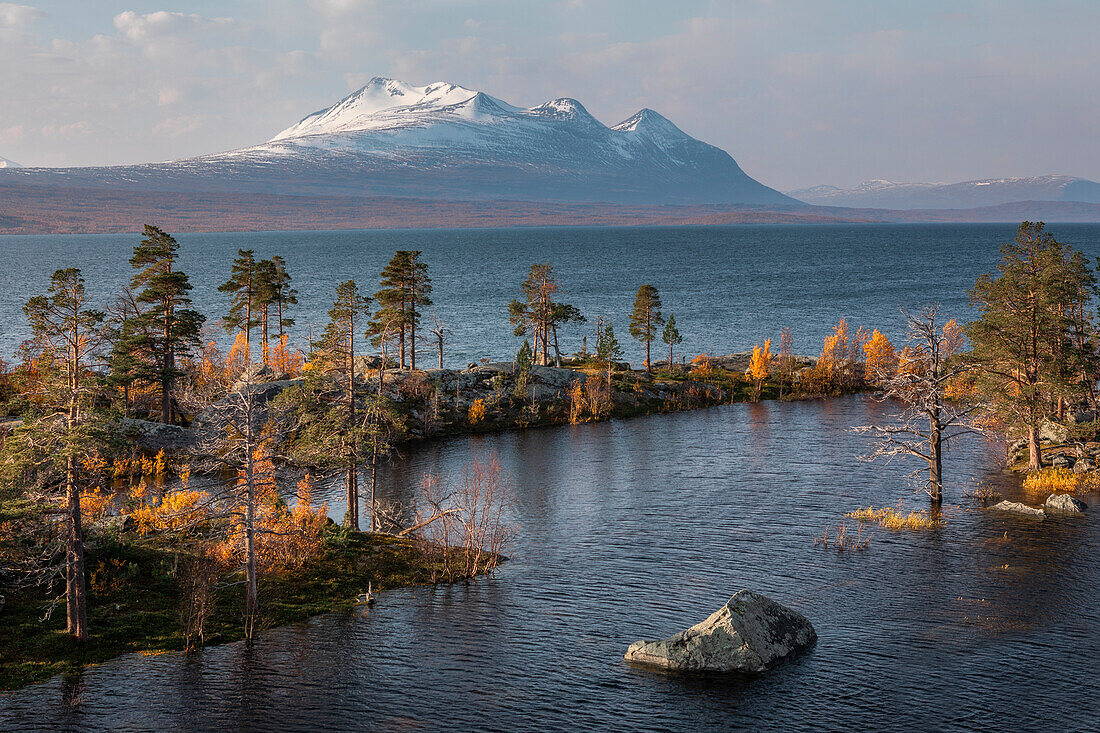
[0,528,469,692]
[846,506,945,531]
[1022,467,1100,495]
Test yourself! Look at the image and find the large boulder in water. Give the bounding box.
[989,500,1045,518]
[1045,494,1088,514]
[623,590,816,673]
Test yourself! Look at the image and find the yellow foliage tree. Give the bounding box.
[863,329,897,382]
[748,339,772,401]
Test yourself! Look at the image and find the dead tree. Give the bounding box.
[854,305,978,506]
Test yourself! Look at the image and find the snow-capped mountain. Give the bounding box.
[0,156,21,169]
[788,175,1100,209]
[0,78,791,206]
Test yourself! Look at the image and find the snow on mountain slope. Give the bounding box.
[0,156,21,169]
[0,77,791,206]
[788,175,1100,209]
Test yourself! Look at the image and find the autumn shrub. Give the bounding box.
[399,371,435,401]
[468,398,487,424]
[1023,467,1099,495]
[267,334,304,377]
[846,506,944,530]
[690,354,713,379]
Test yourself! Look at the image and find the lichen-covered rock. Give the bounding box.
[1045,493,1088,514]
[989,500,1046,518]
[1073,458,1094,474]
[624,590,816,673]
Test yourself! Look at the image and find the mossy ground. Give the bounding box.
[0,529,447,692]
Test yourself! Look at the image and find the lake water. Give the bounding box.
[2,395,1098,731]
[3,223,1100,365]
[2,224,1099,731]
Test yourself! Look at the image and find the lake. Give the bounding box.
[1,395,1097,731]
[1,224,1099,731]
[3,223,1100,366]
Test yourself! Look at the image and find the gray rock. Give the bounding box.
[529,365,584,390]
[1039,419,1069,445]
[1073,458,1093,474]
[1051,455,1073,469]
[989,500,1045,518]
[1071,410,1097,425]
[623,590,816,673]
[1044,493,1088,514]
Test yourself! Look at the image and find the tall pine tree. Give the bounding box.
[111,225,204,424]
[629,284,664,373]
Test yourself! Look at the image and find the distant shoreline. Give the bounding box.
[3,181,1099,235]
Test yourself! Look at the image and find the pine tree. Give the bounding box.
[8,269,106,639]
[662,313,683,371]
[319,281,372,530]
[629,284,664,373]
[371,251,432,369]
[269,255,298,340]
[219,249,261,349]
[966,221,1097,469]
[510,264,582,366]
[111,225,204,424]
[596,318,624,389]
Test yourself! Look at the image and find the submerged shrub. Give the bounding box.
[846,506,944,530]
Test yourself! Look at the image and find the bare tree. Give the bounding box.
[429,312,451,370]
[854,305,978,506]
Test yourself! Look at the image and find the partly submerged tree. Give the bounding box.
[966,221,1096,469]
[629,284,664,374]
[109,225,204,424]
[855,306,976,505]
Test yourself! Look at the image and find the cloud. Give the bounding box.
[0,3,44,29]
[112,10,236,44]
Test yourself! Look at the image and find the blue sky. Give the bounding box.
[1,0,1097,189]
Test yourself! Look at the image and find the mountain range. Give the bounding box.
[1,77,1098,233]
[788,175,1100,209]
[0,78,790,206]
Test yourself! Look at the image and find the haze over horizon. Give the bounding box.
[1,0,1098,190]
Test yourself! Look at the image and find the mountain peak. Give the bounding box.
[612,109,687,140]
[529,98,598,123]
[0,156,21,169]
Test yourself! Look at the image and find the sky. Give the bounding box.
[0,0,1097,190]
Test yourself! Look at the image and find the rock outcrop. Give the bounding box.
[989,500,1046,518]
[624,590,816,673]
[1044,494,1088,514]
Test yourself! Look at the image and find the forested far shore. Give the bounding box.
[2,220,1098,691]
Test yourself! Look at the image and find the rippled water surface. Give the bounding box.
[3,223,1100,364]
[2,396,1098,732]
[2,225,1100,731]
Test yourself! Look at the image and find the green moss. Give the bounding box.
[0,529,457,692]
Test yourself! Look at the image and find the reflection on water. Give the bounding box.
[2,396,1098,732]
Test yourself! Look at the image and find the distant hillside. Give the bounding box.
[788,175,1100,209]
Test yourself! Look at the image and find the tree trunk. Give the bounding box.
[410,311,416,371]
[437,335,443,369]
[369,448,378,532]
[346,459,359,531]
[929,414,943,506]
[1028,424,1042,471]
[244,435,258,638]
[645,337,651,375]
[261,306,270,364]
[162,296,173,425]
[552,323,562,367]
[65,455,89,641]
